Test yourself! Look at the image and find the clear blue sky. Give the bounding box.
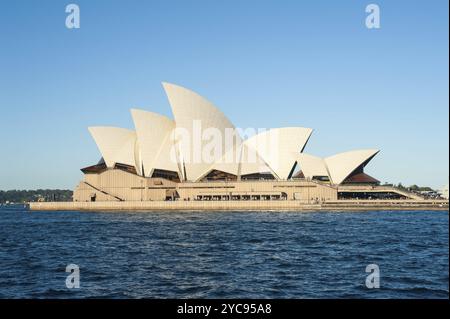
[0,0,448,190]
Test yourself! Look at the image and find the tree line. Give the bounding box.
[0,190,73,203]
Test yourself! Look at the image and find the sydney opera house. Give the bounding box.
[73,83,419,203]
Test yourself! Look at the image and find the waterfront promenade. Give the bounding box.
[30,199,449,212]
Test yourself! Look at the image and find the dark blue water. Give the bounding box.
[0,206,448,299]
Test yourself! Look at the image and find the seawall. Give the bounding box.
[29,200,449,212]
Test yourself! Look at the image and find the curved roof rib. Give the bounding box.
[88,126,139,170]
[163,82,242,181]
[296,153,329,180]
[130,109,179,177]
[244,127,313,180]
[325,149,379,184]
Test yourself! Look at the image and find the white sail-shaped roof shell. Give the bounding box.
[243,127,313,180]
[130,109,178,177]
[86,83,381,185]
[325,149,379,184]
[296,153,329,180]
[209,134,273,178]
[208,139,243,177]
[88,126,139,170]
[238,143,273,176]
[163,82,242,181]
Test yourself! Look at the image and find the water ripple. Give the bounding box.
[0,208,448,298]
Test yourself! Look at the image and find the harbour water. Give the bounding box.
[0,205,448,298]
